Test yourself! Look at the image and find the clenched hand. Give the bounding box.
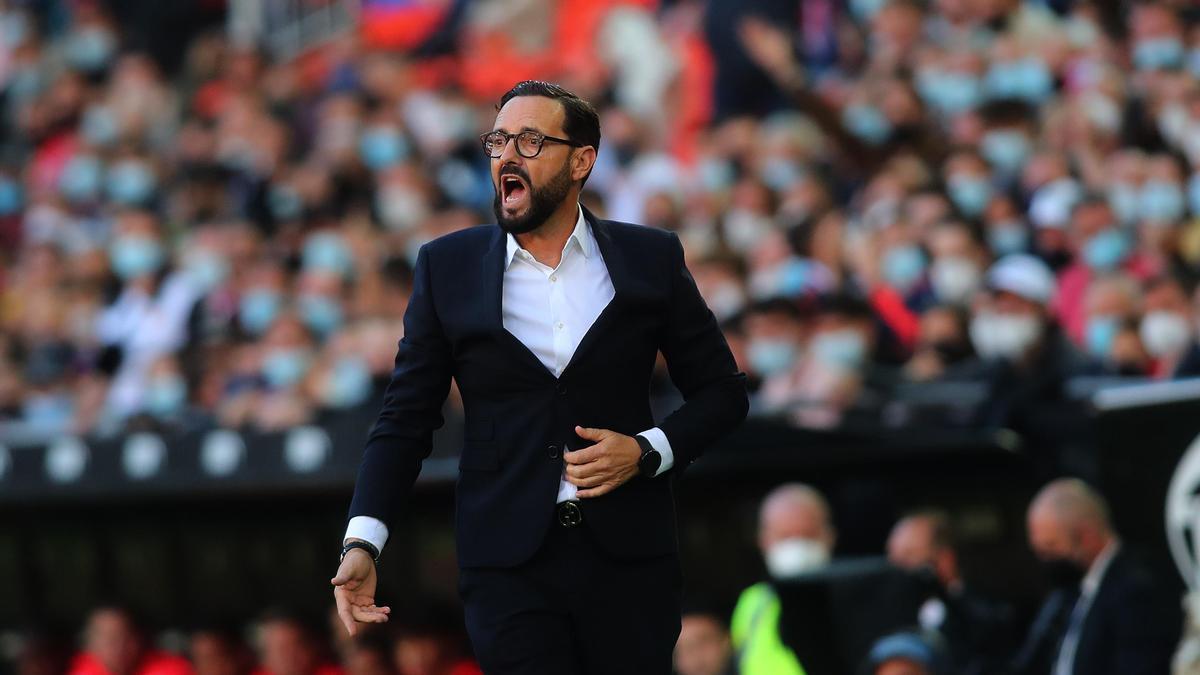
[564,426,642,498]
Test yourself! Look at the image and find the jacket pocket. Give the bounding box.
[459,417,499,471]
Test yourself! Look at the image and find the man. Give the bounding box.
[1010,479,1180,675]
[255,612,341,675]
[330,81,749,674]
[674,604,735,675]
[68,607,192,675]
[887,511,1013,675]
[863,632,952,675]
[730,483,836,675]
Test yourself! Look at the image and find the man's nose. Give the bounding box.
[498,136,523,163]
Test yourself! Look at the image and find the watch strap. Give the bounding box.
[341,540,380,564]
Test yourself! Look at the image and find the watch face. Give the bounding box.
[640,451,661,476]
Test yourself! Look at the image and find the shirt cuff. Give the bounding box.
[637,426,674,476]
[345,516,389,553]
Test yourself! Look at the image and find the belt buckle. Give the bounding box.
[557,501,583,528]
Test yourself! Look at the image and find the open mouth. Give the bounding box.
[501,173,528,206]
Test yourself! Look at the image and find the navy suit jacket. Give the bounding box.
[348,207,750,568]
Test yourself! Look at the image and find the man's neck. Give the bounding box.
[514,197,581,268]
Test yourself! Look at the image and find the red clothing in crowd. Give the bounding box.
[69,651,193,675]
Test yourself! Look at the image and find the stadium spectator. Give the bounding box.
[1139,274,1200,378]
[69,606,192,675]
[253,611,341,675]
[730,483,836,675]
[673,603,736,675]
[862,631,952,675]
[189,627,253,675]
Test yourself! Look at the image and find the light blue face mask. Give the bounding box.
[761,157,805,192]
[1189,173,1200,217]
[980,130,1030,175]
[81,105,119,146]
[1082,229,1129,272]
[698,158,736,192]
[918,70,984,115]
[261,349,312,389]
[302,232,354,277]
[882,245,927,290]
[811,330,867,370]
[987,222,1029,256]
[106,161,156,205]
[1138,180,1185,223]
[59,155,103,202]
[239,289,282,336]
[145,375,188,418]
[298,293,344,337]
[1109,182,1140,226]
[984,58,1054,103]
[775,258,814,298]
[748,338,798,377]
[1085,315,1120,358]
[359,126,408,171]
[324,357,373,408]
[1189,48,1200,79]
[268,185,303,221]
[185,251,230,292]
[23,393,75,433]
[842,104,892,146]
[1133,37,1184,71]
[109,236,165,281]
[66,28,115,72]
[0,178,22,216]
[948,175,993,217]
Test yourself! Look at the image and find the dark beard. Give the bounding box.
[493,160,574,235]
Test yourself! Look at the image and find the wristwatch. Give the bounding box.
[341,540,380,565]
[634,434,662,477]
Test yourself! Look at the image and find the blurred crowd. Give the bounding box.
[1,0,1200,465]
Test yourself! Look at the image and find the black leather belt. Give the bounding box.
[556,500,583,528]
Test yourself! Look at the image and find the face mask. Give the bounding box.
[970,312,1042,360]
[0,178,22,216]
[23,393,75,432]
[1189,48,1200,79]
[980,130,1031,175]
[1140,310,1192,358]
[987,222,1029,256]
[1189,173,1200,217]
[948,175,992,217]
[723,209,773,254]
[1085,315,1120,358]
[841,104,892,146]
[302,231,353,277]
[1040,557,1085,591]
[106,160,156,205]
[261,349,312,389]
[882,245,926,290]
[359,126,408,171]
[298,294,344,337]
[697,158,735,192]
[183,249,229,292]
[917,70,982,115]
[765,538,830,579]
[81,105,119,147]
[144,375,187,418]
[65,27,116,72]
[707,282,746,321]
[761,157,804,192]
[376,185,428,232]
[984,58,1053,103]
[1133,37,1184,71]
[811,329,867,370]
[1138,180,1185,223]
[60,155,103,203]
[1109,182,1140,226]
[268,185,303,222]
[930,257,981,304]
[748,338,798,377]
[1082,229,1128,272]
[323,356,373,408]
[109,236,165,281]
[239,289,281,336]
[848,0,886,22]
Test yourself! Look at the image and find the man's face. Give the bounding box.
[490,96,578,234]
[1027,507,1077,563]
[674,615,732,675]
[259,623,316,675]
[85,610,142,675]
[887,518,936,571]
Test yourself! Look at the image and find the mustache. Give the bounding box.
[499,164,530,184]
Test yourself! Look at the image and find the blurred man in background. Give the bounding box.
[1011,479,1181,675]
[730,483,836,675]
[69,606,192,675]
[673,603,735,675]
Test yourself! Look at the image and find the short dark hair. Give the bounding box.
[498,80,601,154]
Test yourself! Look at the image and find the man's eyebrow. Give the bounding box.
[491,126,551,134]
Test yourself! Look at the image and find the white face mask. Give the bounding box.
[970,312,1042,360]
[930,257,981,304]
[765,538,830,579]
[1140,311,1192,358]
[706,281,747,321]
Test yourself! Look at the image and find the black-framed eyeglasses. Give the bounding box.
[479,130,582,159]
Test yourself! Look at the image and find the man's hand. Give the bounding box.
[737,17,805,87]
[331,546,390,636]
[565,426,642,498]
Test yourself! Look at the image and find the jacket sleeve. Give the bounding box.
[348,243,454,528]
[655,233,750,470]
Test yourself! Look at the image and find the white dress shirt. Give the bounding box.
[345,205,674,552]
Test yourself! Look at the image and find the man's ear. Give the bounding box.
[571,146,597,183]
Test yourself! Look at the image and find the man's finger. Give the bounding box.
[576,483,613,499]
[568,472,603,488]
[334,591,358,637]
[350,605,391,623]
[574,425,609,441]
[564,444,602,464]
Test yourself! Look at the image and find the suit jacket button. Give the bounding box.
[547,444,559,458]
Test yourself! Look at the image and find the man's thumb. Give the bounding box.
[331,572,353,587]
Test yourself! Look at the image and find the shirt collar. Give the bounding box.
[1081,539,1119,597]
[504,204,593,270]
